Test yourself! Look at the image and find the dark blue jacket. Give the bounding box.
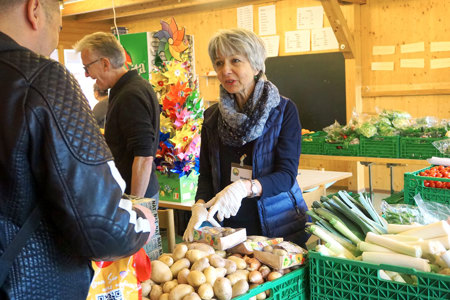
[197,96,310,246]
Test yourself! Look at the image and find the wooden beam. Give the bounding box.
[67,0,256,22]
[362,83,450,97]
[338,0,366,4]
[62,0,159,16]
[321,0,355,59]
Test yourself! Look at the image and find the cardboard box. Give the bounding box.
[157,172,198,202]
[254,241,306,269]
[228,237,283,255]
[193,227,247,250]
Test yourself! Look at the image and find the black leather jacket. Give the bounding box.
[0,32,150,299]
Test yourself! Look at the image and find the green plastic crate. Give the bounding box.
[234,265,308,300]
[404,166,450,206]
[157,172,198,202]
[360,136,400,158]
[400,137,449,159]
[309,251,450,300]
[301,131,326,155]
[324,142,360,156]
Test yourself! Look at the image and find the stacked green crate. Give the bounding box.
[360,136,400,158]
[301,131,326,155]
[400,137,449,159]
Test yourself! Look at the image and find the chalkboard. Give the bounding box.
[265,52,346,131]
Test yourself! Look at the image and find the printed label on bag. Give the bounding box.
[230,163,252,182]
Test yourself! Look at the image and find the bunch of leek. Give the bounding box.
[306,191,387,258]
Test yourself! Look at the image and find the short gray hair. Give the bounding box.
[208,28,267,74]
[73,32,125,69]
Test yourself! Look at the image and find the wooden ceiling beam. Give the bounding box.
[65,0,256,23]
[62,0,160,16]
[338,0,366,4]
[321,0,355,59]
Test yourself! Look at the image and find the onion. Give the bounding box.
[258,265,270,279]
[247,258,261,271]
[248,270,264,284]
[267,271,282,281]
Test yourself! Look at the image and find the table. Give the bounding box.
[159,168,353,211]
[297,169,352,192]
[301,154,429,193]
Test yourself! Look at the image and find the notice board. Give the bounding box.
[265,52,346,131]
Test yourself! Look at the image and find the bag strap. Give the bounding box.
[0,206,41,286]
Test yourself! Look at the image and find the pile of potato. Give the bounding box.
[141,242,298,300]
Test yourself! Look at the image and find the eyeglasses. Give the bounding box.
[83,59,101,75]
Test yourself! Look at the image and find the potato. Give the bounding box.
[215,267,227,278]
[187,270,206,288]
[213,277,232,300]
[160,294,170,300]
[141,281,152,297]
[226,270,248,285]
[272,249,288,256]
[191,257,210,272]
[163,279,179,294]
[231,279,249,298]
[208,254,226,268]
[170,258,191,277]
[187,242,215,254]
[262,245,273,252]
[183,292,202,300]
[150,284,163,300]
[186,249,209,263]
[159,255,175,267]
[173,244,189,261]
[169,284,194,300]
[267,271,282,281]
[215,250,227,258]
[223,259,237,275]
[203,266,218,285]
[151,261,173,283]
[177,268,190,284]
[256,291,267,300]
[227,256,246,270]
[198,283,214,300]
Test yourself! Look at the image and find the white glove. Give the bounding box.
[207,180,248,222]
[183,202,221,242]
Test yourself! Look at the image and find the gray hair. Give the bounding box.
[208,28,267,74]
[73,32,125,69]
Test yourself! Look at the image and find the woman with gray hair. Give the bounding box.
[184,28,309,247]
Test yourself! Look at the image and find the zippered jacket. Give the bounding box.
[0,32,151,299]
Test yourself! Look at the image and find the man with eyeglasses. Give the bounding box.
[0,1,156,299]
[74,32,160,202]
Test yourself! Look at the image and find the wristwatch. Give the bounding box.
[250,180,259,198]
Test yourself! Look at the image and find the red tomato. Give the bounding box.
[429,182,436,188]
[437,165,445,171]
[424,180,430,187]
[419,171,426,176]
[435,173,443,178]
[435,181,443,188]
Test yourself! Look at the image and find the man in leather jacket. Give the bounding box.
[0,0,156,299]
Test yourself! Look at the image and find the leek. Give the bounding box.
[425,236,450,249]
[384,271,406,283]
[387,223,422,234]
[321,199,365,240]
[331,196,378,234]
[306,225,356,259]
[366,232,422,258]
[383,234,422,243]
[358,241,395,253]
[315,207,363,245]
[401,221,450,240]
[362,251,431,272]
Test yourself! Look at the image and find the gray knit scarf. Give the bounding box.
[218,79,280,147]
